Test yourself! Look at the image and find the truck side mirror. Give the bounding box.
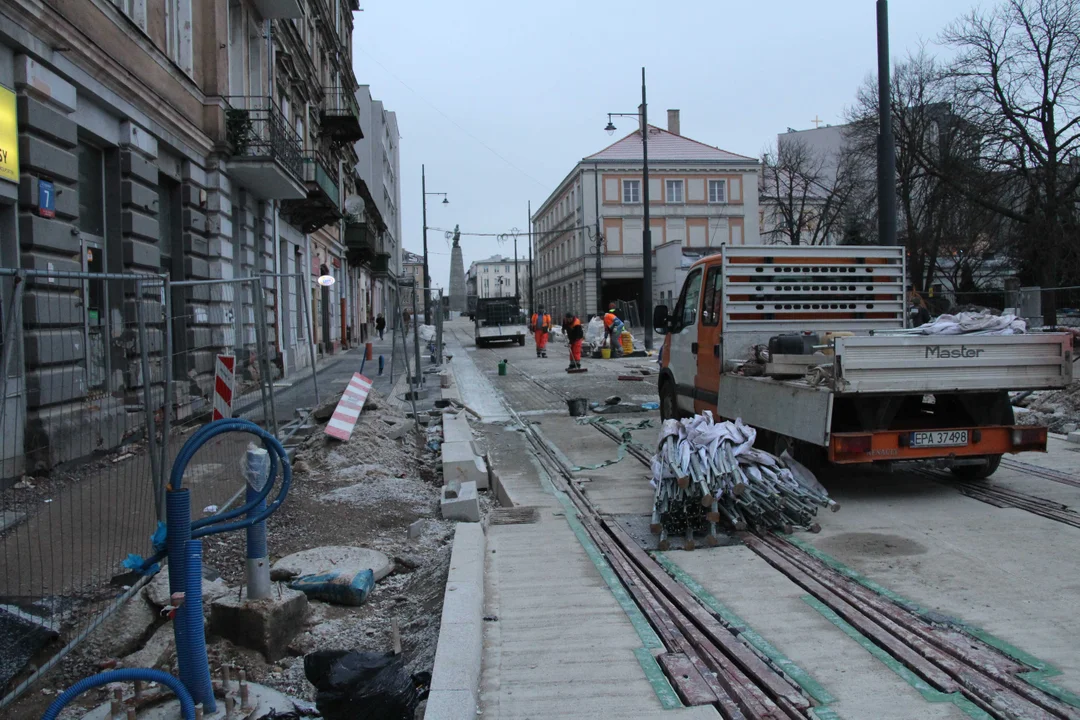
[653,304,669,335]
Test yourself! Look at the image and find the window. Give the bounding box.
[701,266,723,326]
[78,144,105,238]
[709,179,727,203]
[623,179,640,204]
[504,265,510,273]
[666,179,684,203]
[676,268,703,329]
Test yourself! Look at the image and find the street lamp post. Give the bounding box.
[420,164,448,326]
[605,67,653,351]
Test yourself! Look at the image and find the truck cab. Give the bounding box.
[655,246,1072,478]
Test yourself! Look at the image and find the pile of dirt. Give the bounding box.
[7,387,456,718]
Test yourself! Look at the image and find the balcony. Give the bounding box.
[344,216,377,266]
[224,97,306,200]
[252,0,302,19]
[320,87,364,143]
[279,152,342,233]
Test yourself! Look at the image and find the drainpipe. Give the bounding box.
[273,202,287,378]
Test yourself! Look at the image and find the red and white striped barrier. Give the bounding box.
[212,354,236,421]
[324,373,373,441]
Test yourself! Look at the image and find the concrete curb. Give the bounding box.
[438,366,488,521]
[425,522,486,719]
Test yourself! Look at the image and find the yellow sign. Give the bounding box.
[0,85,18,184]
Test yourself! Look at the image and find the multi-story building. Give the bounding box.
[0,0,368,470]
[532,110,760,319]
[400,249,424,313]
[350,86,400,336]
[467,255,531,301]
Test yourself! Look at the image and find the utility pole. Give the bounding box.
[528,201,534,314]
[640,67,653,351]
[421,164,431,325]
[877,0,897,246]
[513,231,520,302]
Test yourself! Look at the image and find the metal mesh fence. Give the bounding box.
[0,269,315,708]
[0,269,166,700]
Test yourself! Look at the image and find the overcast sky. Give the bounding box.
[351,0,981,291]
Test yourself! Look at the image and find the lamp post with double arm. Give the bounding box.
[604,66,652,351]
[421,164,449,325]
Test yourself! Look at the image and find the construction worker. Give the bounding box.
[531,305,552,358]
[602,304,625,357]
[563,312,584,371]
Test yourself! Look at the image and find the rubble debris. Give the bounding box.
[651,413,837,546]
[271,546,392,584]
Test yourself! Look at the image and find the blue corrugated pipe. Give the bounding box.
[165,487,193,694]
[183,539,215,712]
[40,668,195,720]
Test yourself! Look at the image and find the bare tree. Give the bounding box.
[760,135,858,245]
[846,50,1012,293]
[929,0,1080,323]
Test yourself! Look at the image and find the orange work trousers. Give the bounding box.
[534,330,548,350]
[570,339,583,362]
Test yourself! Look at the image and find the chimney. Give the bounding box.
[667,109,680,135]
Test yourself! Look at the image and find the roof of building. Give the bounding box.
[403,250,423,264]
[470,255,528,266]
[584,125,756,163]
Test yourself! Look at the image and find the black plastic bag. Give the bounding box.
[304,650,430,720]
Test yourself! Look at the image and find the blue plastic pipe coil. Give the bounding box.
[40,668,196,720]
[182,539,216,712]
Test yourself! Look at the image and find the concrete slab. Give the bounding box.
[79,680,312,719]
[442,440,488,489]
[209,584,308,661]
[427,523,486,719]
[269,545,392,583]
[0,510,25,533]
[442,411,473,444]
[441,481,480,522]
[144,566,231,609]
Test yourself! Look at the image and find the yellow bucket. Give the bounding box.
[601,347,612,359]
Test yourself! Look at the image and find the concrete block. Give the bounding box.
[384,419,410,440]
[144,566,231,608]
[25,399,129,469]
[122,209,159,242]
[183,207,207,234]
[16,56,77,113]
[209,584,308,662]
[24,329,85,365]
[121,149,158,185]
[407,519,426,540]
[19,176,77,219]
[123,239,161,270]
[17,95,77,147]
[184,256,210,278]
[20,252,80,287]
[121,179,159,212]
[25,365,87,407]
[442,440,488,490]
[183,231,209,256]
[182,160,207,187]
[440,480,479,522]
[98,593,158,658]
[121,622,174,670]
[120,120,158,158]
[18,136,77,183]
[18,213,79,254]
[1068,430,1080,445]
[23,291,79,324]
[427,522,484,718]
[489,467,515,508]
[442,412,472,444]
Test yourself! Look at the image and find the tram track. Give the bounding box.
[462,334,1080,719]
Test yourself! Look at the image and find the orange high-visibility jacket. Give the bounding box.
[532,313,552,331]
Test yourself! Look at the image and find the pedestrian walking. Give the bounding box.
[562,312,584,371]
[531,305,552,358]
[402,307,411,334]
[376,313,386,340]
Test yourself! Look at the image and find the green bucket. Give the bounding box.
[498,360,508,376]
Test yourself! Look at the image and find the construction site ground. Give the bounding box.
[444,317,1080,719]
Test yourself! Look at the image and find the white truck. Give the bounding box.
[655,245,1073,478]
[474,298,527,348]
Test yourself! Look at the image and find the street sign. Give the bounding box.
[38,179,55,218]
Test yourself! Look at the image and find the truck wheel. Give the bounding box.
[518,336,525,346]
[951,455,1001,480]
[659,380,678,421]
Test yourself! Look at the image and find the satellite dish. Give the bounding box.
[344,194,366,216]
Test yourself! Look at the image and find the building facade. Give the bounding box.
[351,86,400,334]
[466,255,531,301]
[531,110,760,320]
[0,0,369,473]
[400,249,423,313]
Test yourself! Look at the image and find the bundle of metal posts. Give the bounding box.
[650,415,837,548]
